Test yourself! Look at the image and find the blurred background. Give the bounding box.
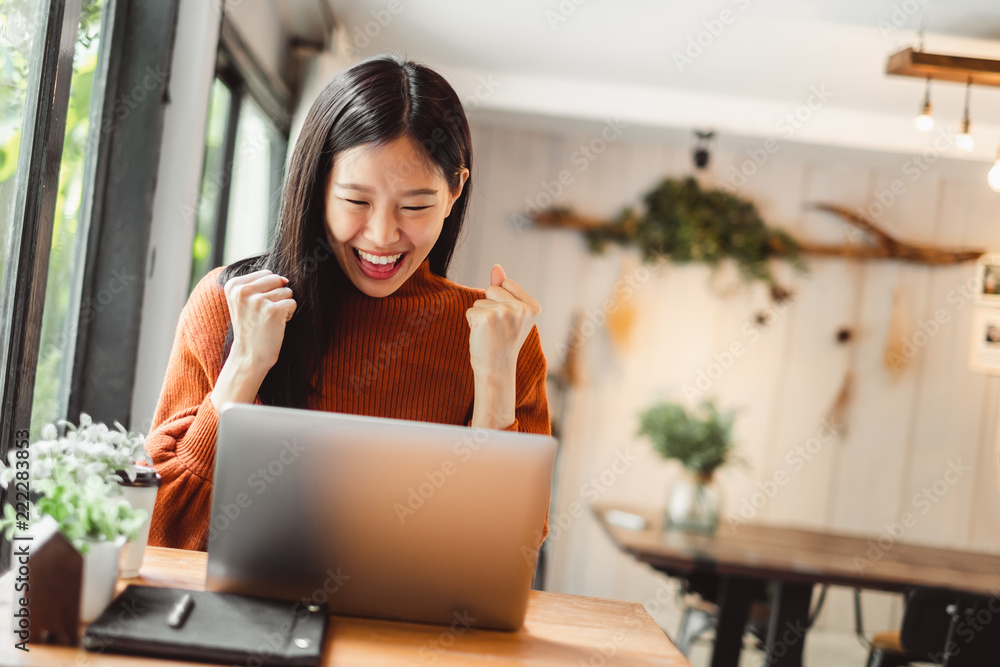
[4,1,1000,665]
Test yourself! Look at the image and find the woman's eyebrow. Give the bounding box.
[335,182,438,196]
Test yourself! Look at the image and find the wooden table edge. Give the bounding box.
[0,546,692,666]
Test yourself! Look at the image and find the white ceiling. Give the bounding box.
[320,0,1000,162]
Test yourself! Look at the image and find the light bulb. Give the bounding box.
[956,118,974,152]
[915,106,934,132]
[989,151,1000,193]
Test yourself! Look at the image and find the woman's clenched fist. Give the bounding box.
[223,269,297,373]
[466,264,541,379]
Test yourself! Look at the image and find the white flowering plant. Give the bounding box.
[0,414,152,554]
[0,413,154,487]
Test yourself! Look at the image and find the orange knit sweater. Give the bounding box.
[147,260,551,551]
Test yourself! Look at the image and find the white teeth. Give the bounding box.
[357,250,402,265]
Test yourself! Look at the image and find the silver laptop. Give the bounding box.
[205,403,556,631]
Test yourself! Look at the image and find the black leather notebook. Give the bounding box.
[83,585,329,666]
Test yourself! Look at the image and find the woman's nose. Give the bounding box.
[364,208,401,247]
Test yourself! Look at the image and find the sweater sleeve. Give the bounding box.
[511,325,550,437]
[147,269,230,551]
[513,325,552,547]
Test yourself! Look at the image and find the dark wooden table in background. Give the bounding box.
[593,504,1000,667]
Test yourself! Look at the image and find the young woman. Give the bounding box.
[146,55,550,551]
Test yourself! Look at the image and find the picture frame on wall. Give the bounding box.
[975,253,1000,306]
[969,307,1000,375]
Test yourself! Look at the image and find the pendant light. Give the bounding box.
[988,148,1000,193]
[955,78,974,152]
[914,77,934,132]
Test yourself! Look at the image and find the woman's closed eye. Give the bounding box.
[341,198,430,211]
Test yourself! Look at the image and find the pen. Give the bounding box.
[167,593,195,629]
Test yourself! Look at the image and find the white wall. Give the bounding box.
[131,0,295,432]
[224,0,286,88]
[130,13,1000,637]
[130,0,222,434]
[450,119,1000,636]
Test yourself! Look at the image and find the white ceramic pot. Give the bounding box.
[117,469,161,578]
[80,536,126,623]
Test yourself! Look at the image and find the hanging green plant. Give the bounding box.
[565,177,806,289]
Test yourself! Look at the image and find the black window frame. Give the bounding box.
[64,0,180,433]
[0,0,85,570]
[0,0,181,570]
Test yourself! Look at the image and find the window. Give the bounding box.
[0,0,40,284]
[188,61,287,293]
[1,0,109,437]
[29,0,106,439]
[189,76,236,291]
[0,0,180,569]
[223,96,281,266]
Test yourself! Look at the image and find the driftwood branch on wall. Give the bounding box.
[533,203,986,266]
[803,204,985,265]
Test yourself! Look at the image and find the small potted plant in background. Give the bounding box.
[638,398,738,534]
[56,413,163,577]
[0,414,159,622]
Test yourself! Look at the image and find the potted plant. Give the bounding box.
[0,414,157,622]
[44,413,163,577]
[638,398,737,534]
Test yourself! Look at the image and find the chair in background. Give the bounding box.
[859,587,1000,667]
[674,573,828,658]
[857,589,919,667]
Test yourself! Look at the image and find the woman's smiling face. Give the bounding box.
[324,136,468,298]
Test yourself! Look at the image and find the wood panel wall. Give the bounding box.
[452,120,1000,635]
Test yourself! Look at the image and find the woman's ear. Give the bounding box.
[443,167,470,218]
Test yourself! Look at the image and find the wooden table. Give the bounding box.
[593,504,1000,667]
[0,546,690,666]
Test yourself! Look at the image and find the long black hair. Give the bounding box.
[219,55,474,408]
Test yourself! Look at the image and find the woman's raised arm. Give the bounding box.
[146,267,293,550]
[210,270,296,410]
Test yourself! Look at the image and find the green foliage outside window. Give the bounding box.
[0,0,105,438]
